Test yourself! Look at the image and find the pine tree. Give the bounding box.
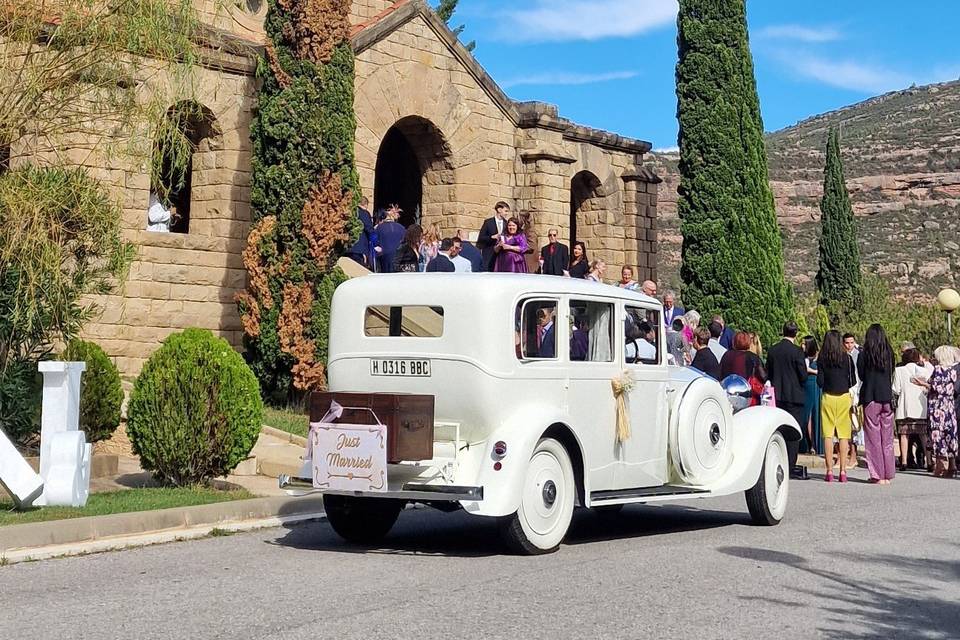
[675,0,792,343]
[238,0,360,402]
[816,128,862,305]
[435,0,475,51]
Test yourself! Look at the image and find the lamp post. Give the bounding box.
[937,288,960,340]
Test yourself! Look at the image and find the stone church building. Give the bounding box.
[80,0,661,375]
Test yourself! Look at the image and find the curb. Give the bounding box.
[0,495,324,565]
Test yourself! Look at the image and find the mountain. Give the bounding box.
[652,79,960,298]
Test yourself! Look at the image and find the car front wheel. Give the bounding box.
[500,438,576,555]
[323,494,403,544]
[745,431,789,526]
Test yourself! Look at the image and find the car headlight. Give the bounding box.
[720,375,752,413]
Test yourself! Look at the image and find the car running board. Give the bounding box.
[590,485,709,503]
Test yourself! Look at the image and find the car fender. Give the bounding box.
[702,406,801,495]
[458,406,586,518]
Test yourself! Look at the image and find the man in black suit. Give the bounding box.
[766,321,807,475]
[537,307,556,358]
[456,229,484,272]
[539,228,569,276]
[477,201,511,272]
[425,238,457,272]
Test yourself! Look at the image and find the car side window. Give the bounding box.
[625,306,661,365]
[570,299,614,362]
[516,299,558,360]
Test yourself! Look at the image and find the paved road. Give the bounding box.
[3,468,959,640]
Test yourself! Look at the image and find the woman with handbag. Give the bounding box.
[720,331,766,405]
[857,324,897,484]
[817,330,857,482]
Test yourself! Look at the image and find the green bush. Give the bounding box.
[127,329,263,486]
[61,339,122,443]
[796,274,952,354]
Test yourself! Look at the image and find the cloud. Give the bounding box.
[775,53,914,93]
[500,0,677,43]
[653,146,679,154]
[501,70,639,88]
[754,24,843,43]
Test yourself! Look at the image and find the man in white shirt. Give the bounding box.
[707,320,727,362]
[626,321,657,363]
[450,238,472,273]
[146,192,172,232]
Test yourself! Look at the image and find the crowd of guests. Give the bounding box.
[347,199,663,284]
[681,315,960,485]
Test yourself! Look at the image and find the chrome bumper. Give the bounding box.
[278,475,483,502]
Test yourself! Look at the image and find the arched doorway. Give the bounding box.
[570,170,604,247]
[374,116,452,228]
[150,101,220,234]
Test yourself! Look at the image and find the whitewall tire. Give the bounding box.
[500,438,576,554]
[745,431,789,526]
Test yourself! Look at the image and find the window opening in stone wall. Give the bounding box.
[149,102,219,234]
[570,170,603,247]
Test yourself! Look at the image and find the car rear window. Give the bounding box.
[364,306,444,337]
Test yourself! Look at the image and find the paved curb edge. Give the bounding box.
[260,425,308,447]
[0,495,326,565]
[0,510,326,565]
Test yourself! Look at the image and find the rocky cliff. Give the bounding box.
[652,79,960,298]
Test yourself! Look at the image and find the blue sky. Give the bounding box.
[451,0,960,150]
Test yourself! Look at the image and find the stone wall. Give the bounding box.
[80,64,258,376]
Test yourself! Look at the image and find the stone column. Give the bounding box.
[517,143,576,245]
[622,165,662,284]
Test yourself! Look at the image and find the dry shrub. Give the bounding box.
[302,171,353,265]
[278,282,325,390]
[276,0,351,63]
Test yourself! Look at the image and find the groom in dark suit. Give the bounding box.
[766,321,807,476]
[539,228,569,276]
[477,201,511,272]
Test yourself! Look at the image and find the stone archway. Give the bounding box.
[374,116,453,228]
[570,170,604,248]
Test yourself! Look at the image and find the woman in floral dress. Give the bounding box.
[925,346,958,478]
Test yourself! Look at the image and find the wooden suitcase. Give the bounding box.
[310,392,435,463]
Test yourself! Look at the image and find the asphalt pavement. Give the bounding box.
[2,467,958,640]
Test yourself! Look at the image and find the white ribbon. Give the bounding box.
[304,400,344,462]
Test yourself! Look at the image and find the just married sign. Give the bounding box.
[309,403,387,492]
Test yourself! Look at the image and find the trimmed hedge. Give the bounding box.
[62,339,123,443]
[127,329,263,486]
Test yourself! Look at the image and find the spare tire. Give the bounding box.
[669,378,733,486]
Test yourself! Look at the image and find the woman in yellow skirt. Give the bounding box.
[817,330,858,482]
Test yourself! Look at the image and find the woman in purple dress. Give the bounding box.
[493,217,529,273]
[925,346,958,478]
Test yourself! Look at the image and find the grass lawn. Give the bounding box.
[263,406,309,439]
[0,486,254,527]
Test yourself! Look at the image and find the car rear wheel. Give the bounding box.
[745,431,789,526]
[500,438,575,555]
[323,494,403,544]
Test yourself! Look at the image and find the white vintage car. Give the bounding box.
[281,274,801,554]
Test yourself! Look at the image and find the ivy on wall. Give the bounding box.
[238,0,359,402]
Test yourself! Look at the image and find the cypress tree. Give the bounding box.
[816,128,862,305]
[238,0,359,402]
[675,0,792,342]
[434,0,475,51]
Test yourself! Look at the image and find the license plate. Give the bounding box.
[370,358,431,377]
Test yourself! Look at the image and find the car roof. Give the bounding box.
[335,273,663,307]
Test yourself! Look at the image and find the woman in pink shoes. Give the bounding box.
[817,330,857,482]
